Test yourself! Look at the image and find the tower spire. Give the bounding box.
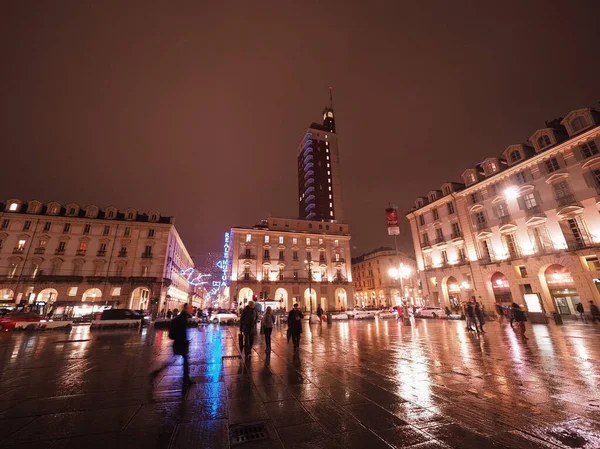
[329,86,333,110]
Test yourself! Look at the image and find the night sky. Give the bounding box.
[2,1,599,261]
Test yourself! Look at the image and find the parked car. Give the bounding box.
[0,311,42,330]
[416,307,444,319]
[100,309,142,321]
[211,309,239,324]
[0,308,13,317]
[133,309,152,324]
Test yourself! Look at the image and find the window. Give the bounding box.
[318,238,323,245]
[263,249,270,259]
[496,202,509,218]
[510,151,522,163]
[17,239,26,250]
[8,203,18,211]
[585,256,600,271]
[436,228,444,241]
[422,233,430,246]
[245,248,251,257]
[264,235,270,243]
[112,287,122,296]
[63,223,71,234]
[107,210,114,218]
[504,233,519,259]
[458,247,466,262]
[488,162,497,173]
[581,141,599,158]
[279,250,284,260]
[38,239,47,249]
[592,169,600,187]
[143,245,151,255]
[43,221,51,232]
[141,266,149,277]
[78,242,87,252]
[68,287,78,297]
[468,173,476,184]
[523,192,537,209]
[518,266,528,278]
[441,250,448,264]
[335,253,340,261]
[127,212,134,219]
[50,259,61,275]
[538,135,551,148]
[292,237,297,245]
[293,251,298,260]
[419,215,425,226]
[148,229,155,238]
[278,236,283,244]
[475,211,486,225]
[334,239,339,248]
[244,271,250,281]
[545,157,560,173]
[306,238,310,245]
[515,171,527,184]
[23,220,31,231]
[1,219,10,230]
[246,234,251,242]
[57,241,66,251]
[151,214,157,221]
[432,208,439,220]
[99,243,107,254]
[447,202,455,214]
[124,227,131,237]
[69,207,76,215]
[103,225,110,236]
[488,183,497,196]
[470,192,480,204]
[571,116,588,132]
[451,222,461,237]
[119,245,127,255]
[293,270,298,280]
[553,180,571,199]
[83,224,91,235]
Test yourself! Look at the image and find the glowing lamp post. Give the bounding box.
[389,263,412,326]
[304,258,314,318]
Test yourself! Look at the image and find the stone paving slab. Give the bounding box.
[1,319,600,448]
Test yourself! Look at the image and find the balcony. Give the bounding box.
[450,232,462,240]
[475,222,489,232]
[141,252,153,259]
[85,276,107,283]
[499,215,512,226]
[97,250,107,257]
[118,251,127,258]
[76,250,87,256]
[525,205,544,217]
[34,247,46,255]
[421,241,431,249]
[239,253,256,260]
[12,248,24,254]
[332,276,348,284]
[434,237,446,245]
[55,249,65,255]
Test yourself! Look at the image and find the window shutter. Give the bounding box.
[572,145,584,161]
[525,168,532,182]
[555,152,566,168]
[491,205,498,219]
[517,196,525,210]
[538,161,547,175]
[533,191,543,207]
[583,171,595,188]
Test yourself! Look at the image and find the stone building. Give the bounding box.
[0,199,200,317]
[228,217,353,312]
[406,106,600,318]
[351,247,420,307]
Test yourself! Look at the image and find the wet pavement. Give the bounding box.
[1,318,600,449]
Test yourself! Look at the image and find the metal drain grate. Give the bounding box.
[230,423,268,445]
[222,355,242,360]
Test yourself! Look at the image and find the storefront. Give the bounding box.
[54,302,109,319]
[446,277,462,311]
[491,272,512,304]
[544,264,580,316]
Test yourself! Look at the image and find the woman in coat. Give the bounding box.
[261,306,276,353]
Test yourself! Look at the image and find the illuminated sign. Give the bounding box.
[209,232,230,297]
[181,267,211,286]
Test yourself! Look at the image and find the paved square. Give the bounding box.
[1,318,600,448]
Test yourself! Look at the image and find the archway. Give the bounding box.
[445,276,461,311]
[82,288,102,302]
[303,288,317,312]
[544,264,579,316]
[378,290,386,307]
[130,287,150,310]
[335,288,347,311]
[238,287,254,309]
[35,288,58,315]
[274,288,289,311]
[491,272,512,304]
[0,288,15,303]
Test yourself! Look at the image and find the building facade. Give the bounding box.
[0,199,201,317]
[297,106,344,222]
[406,107,600,318]
[228,217,353,312]
[351,247,420,307]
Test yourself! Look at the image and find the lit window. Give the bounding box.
[111,287,121,296]
[264,235,270,243]
[68,287,78,296]
[328,171,331,175]
[334,239,339,247]
[326,148,329,153]
[79,242,87,252]
[306,238,310,245]
[8,203,18,211]
[330,211,334,216]
[329,194,332,199]
[246,234,251,242]
[545,157,560,173]
[148,229,155,237]
[17,239,26,250]
[278,236,283,244]
[328,178,331,183]
[335,253,340,261]
[327,156,329,160]
[329,186,332,191]
[330,202,333,207]
[292,237,297,245]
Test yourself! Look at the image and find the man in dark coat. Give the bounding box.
[287,303,304,351]
[150,303,194,384]
[240,301,258,358]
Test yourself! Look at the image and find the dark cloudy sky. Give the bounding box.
[1,1,599,260]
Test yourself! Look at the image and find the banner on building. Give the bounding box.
[385,207,400,236]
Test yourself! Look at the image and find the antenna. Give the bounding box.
[329,86,333,110]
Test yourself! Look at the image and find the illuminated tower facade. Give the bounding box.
[297,106,344,221]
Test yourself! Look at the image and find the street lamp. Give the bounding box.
[389,263,412,326]
[304,258,314,316]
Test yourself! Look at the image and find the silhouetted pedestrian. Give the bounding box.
[240,300,258,358]
[590,301,600,323]
[287,303,304,351]
[475,301,485,333]
[150,303,194,385]
[576,302,585,322]
[511,303,528,340]
[316,305,323,325]
[261,306,275,353]
[166,309,172,319]
[466,301,478,332]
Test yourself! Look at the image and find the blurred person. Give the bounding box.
[511,303,528,340]
[261,306,276,353]
[240,300,258,358]
[287,304,304,351]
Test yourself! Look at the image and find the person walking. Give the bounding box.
[166,309,172,319]
[590,301,600,323]
[240,300,258,358]
[287,303,304,351]
[316,305,324,324]
[511,303,528,340]
[576,302,585,322]
[261,306,276,353]
[466,300,478,332]
[150,303,194,385]
[475,301,485,333]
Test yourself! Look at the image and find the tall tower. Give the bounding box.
[297,103,344,222]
